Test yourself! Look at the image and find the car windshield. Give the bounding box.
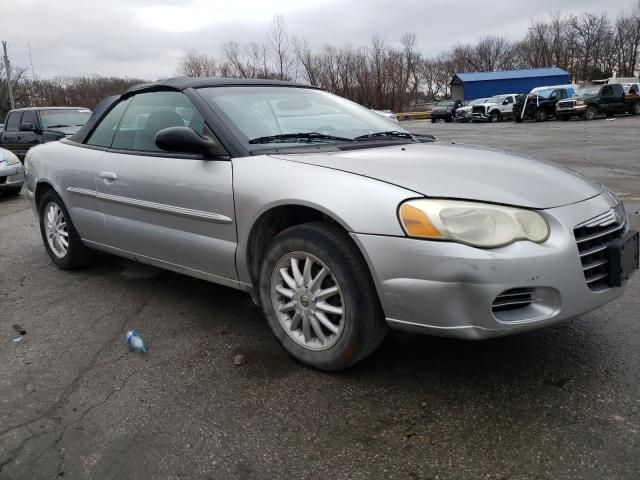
[534,89,555,99]
[437,101,455,107]
[198,86,409,147]
[486,95,504,104]
[40,109,92,129]
[575,86,601,97]
[470,98,486,105]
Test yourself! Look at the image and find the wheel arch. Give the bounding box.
[34,180,59,212]
[242,201,359,296]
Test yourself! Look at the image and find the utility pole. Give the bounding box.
[2,41,16,110]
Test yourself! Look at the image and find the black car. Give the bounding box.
[0,107,92,160]
[431,100,462,123]
[513,85,575,123]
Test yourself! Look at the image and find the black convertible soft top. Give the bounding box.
[69,77,319,144]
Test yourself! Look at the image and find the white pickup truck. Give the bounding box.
[471,94,519,122]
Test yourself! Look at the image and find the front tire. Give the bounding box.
[631,102,640,115]
[489,111,500,123]
[584,106,597,121]
[431,117,437,123]
[259,222,387,371]
[39,190,95,270]
[534,108,547,122]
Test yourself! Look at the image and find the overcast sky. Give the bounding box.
[2,0,636,80]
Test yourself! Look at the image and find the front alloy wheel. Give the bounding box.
[271,252,345,351]
[259,222,387,371]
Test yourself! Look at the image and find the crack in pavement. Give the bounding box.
[52,354,178,479]
[0,300,149,476]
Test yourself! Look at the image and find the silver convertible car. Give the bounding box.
[25,78,639,370]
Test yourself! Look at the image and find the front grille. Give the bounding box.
[574,207,626,291]
[472,106,486,115]
[492,287,539,313]
[558,100,575,109]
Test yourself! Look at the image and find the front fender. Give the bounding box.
[232,154,416,285]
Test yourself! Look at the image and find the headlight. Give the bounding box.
[576,100,585,106]
[398,199,550,248]
[2,151,20,166]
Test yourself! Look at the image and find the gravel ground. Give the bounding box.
[1,115,639,479]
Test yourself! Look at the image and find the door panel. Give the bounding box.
[97,152,237,280]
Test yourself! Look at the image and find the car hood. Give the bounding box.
[271,143,603,209]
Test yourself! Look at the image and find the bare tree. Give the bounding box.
[177,50,218,77]
[268,14,293,80]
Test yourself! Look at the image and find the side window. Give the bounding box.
[21,110,37,129]
[504,96,513,104]
[112,91,205,153]
[602,86,613,97]
[5,112,22,132]
[86,98,132,147]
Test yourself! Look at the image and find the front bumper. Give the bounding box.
[352,192,630,340]
[471,113,491,122]
[556,105,587,116]
[0,163,25,190]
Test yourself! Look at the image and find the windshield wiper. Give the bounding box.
[248,132,353,144]
[354,131,415,141]
[44,124,71,129]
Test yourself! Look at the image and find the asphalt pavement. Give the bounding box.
[1,115,639,479]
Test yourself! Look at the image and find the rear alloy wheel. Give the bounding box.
[584,106,597,121]
[259,222,387,371]
[39,190,95,270]
[534,108,547,122]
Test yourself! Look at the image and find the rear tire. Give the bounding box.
[39,190,95,270]
[630,102,640,115]
[258,222,387,371]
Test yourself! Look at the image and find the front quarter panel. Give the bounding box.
[233,154,415,285]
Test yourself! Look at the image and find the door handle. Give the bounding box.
[99,171,118,182]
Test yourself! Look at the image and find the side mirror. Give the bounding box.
[155,127,225,157]
[20,122,35,132]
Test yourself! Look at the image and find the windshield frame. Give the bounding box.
[196,85,413,153]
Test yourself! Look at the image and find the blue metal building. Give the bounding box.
[450,68,570,102]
